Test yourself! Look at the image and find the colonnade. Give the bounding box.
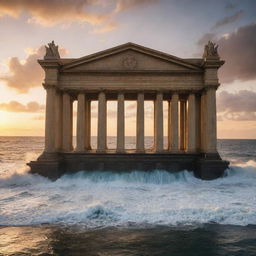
[44,87,217,154]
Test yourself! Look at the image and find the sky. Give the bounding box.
[0,0,255,138]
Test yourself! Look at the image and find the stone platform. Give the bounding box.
[28,151,229,180]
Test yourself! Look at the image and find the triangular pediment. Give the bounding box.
[61,42,202,72]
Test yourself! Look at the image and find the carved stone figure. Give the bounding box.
[44,41,60,60]
[203,41,219,59]
[122,55,137,69]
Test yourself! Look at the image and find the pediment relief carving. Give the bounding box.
[61,43,202,73]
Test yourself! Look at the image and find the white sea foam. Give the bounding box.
[0,163,256,227]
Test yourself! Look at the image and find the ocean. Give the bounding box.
[0,137,256,255]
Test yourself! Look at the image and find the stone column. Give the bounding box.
[97,91,107,152]
[85,99,91,150]
[76,93,86,152]
[62,92,73,151]
[117,92,125,152]
[168,100,171,150]
[170,92,179,152]
[154,92,164,152]
[179,99,186,151]
[200,92,206,152]
[44,85,56,153]
[136,92,144,152]
[55,90,63,151]
[187,93,196,152]
[204,87,217,153]
[195,95,201,151]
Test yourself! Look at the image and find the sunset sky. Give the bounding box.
[0,0,255,138]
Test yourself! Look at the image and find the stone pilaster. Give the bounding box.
[154,92,163,152]
[195,94,201,152]
[187,93,196,152]
[76,93,86,152]
[136,92,144,152]
[170,92,179,152]
[62,92,73,152]
[55,90,63,151]
[85,99,91,150]
[44,85,56,153]
[97,91,107,152]
[179,99,186,151]
[204,87,217,153]
[117,92,125,152]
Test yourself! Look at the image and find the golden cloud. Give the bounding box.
[0,0,158,32]
[0,100,45,112]
[0,45,67,93]
[0,0,105,26]
[115,0,159,12]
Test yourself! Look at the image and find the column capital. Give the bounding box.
[117,91,125,96]
[155,89,164,94]
[205,84,219,90]
[201,85,219,93]
[171,90,179,96]
[43,83,57,90]
[98,88,107,93]
[179,94,188,101]
[188,91,196,96]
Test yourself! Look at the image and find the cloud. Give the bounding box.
[197,33,216,46]
[0,101,45,112]
[0,45,67,93]
[91,22,117,34]
[220,112,256,121]
[0,0,108,26]
[217,90,256,121]
[0,0,158,32]
[218,90,256,113]
[115,0,159,12]
[197,22,256,83]
[212,10,244,29]
[218,22,256,83]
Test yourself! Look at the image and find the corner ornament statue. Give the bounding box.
[203,41,219,59]
[28,40,229,180]
[44,41,60,60]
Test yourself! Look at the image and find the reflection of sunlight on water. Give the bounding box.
[0,226,53,255]
[236,160,256,168]
[0,225,255,255]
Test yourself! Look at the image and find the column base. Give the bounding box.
[195,153,229,180]
[96,149,107,153]
[28,152,63,180]
[116,149,125,153]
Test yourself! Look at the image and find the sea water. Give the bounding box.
[0,137,255,255]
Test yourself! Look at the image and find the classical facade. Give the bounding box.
[28,41,229,180]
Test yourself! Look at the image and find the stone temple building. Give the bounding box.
[28,41,229,180]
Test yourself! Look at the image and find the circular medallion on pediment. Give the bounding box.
[122,55,137,70]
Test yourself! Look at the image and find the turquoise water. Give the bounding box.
[0,137,256,255]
